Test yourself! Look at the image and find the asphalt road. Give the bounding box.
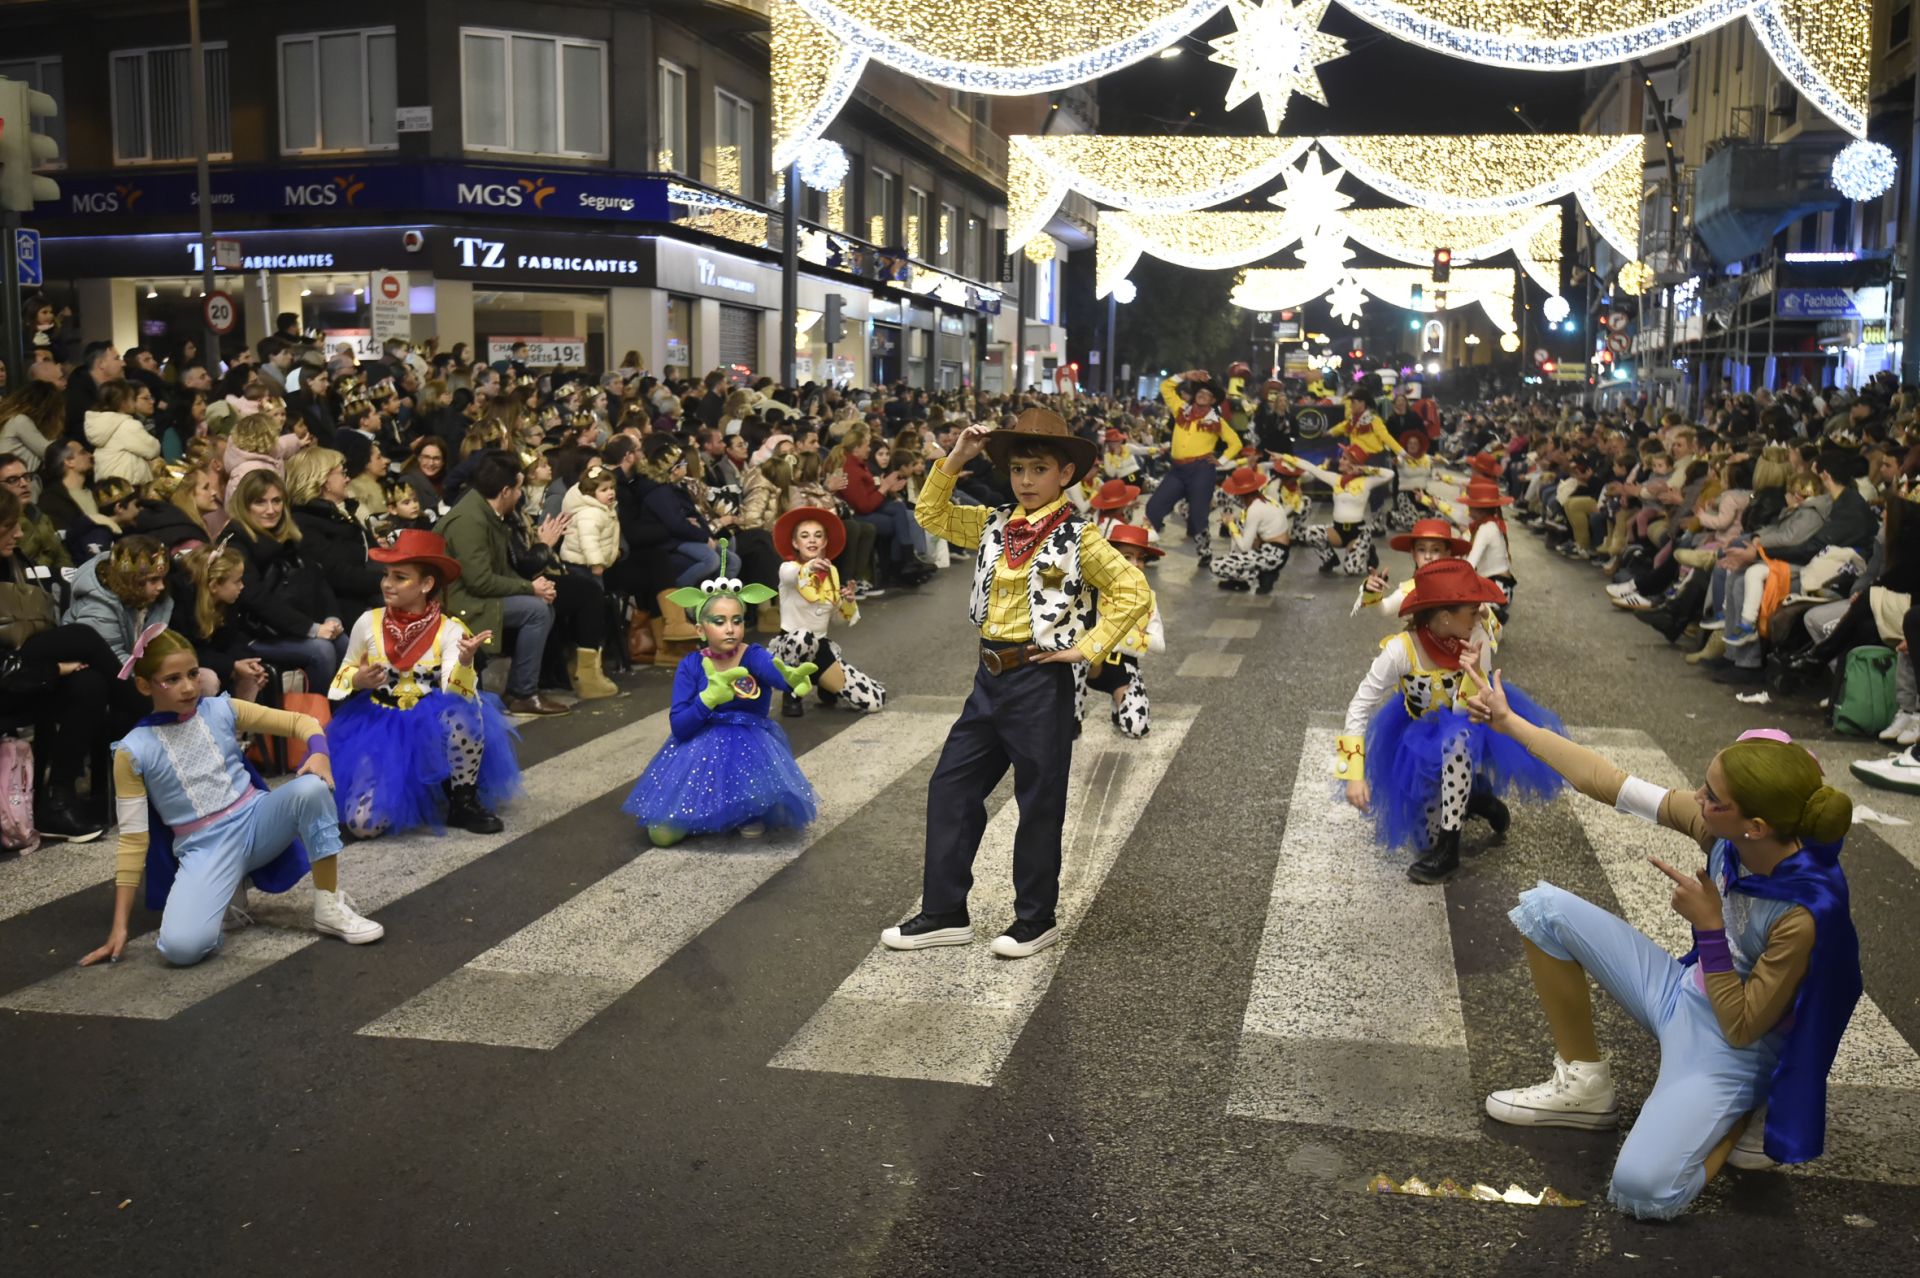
[5,522,1920,1277]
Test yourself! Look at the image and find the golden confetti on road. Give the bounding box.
[1367,1173,1584,1208]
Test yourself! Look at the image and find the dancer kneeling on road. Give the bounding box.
[325,530,523,839]
[1467,684,1861,1222]
[81,627,383,969]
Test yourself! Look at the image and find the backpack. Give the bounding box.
[1,736,39,854]
[1831,645,1898,738]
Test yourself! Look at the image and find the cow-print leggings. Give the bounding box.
[1422,729,1474,849]
[346,707,485,838]
[1085,653,1150,739]
[1295,521,1376,575]
[767,629,886,710]
[1210,542,1290,584]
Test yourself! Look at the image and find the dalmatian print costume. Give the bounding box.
[767,629,886,711]
[1294,522,1377,576]
[1283,457,1395,577]
[1209,491,1294,586]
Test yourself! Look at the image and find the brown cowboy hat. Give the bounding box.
[1387,517,1471,556]
[1090,478,1142,510]
[1105,523,1164,558]
[368,529,463,585]
[982,407,1098,479]
[1398,558,1508,616]
[1221,466,1267,497]
[773,505,847,562]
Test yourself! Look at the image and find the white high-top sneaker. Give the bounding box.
[313,889,385,945]
[1485,1055,1619,1129]
[1727,1106,1776,1170]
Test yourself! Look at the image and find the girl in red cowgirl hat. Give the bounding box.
[1275,445,1395,576]
[1209,465,1292,595]
[1335,558,1564,884]
[1088,477,1144,539]
[1461,477,1517,623]
[769,505,887,719]
[1089,524,1164,738]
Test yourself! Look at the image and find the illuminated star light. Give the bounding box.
[1831,139,1897,201]
[1326,274,1368,325]
[1207,0,1350,134]
[1269,147,1355,241]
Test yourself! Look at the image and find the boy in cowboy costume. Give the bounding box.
[884,409,1150,959]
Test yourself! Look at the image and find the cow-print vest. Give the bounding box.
[968,506,1098,651]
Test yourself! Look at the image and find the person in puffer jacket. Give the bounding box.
[560,465,622,578]
[84,380,161,486]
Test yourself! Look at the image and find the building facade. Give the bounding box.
[0,0,1054,390]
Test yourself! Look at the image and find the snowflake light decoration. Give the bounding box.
[1542,294,1571,323]
[796,139,851,192]
[1295,228,1355,278]
[1269,147,1354,240]
[1499,332,1521,353]
[1326,274,1368,325]
[1207,0,1349,133]
[1112,279,1138,304]
[1617,260,1656,296]
[1831,140,1897,201]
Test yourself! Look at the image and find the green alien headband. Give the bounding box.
[666,539,776,621]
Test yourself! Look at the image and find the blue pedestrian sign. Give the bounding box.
[15,228,41,287]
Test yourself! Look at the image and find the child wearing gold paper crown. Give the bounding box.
[1337,559,1563,885]
[770,505,887,719]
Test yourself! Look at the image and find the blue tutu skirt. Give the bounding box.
[1364,682,1566,853]
[622,715,818,836]
[327,689,523,834]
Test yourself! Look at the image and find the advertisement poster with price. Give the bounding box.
[487,337,587,368]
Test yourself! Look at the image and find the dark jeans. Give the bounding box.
[853,501,925,566]
[1145,458,1217,540]
[553,569,607,650]
[921,651,1076,923]
[15,624,119,788]
[249,632,349,693]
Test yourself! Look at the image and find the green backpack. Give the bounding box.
[1831,645,1898,738]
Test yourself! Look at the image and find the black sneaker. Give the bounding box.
[1407,829,1461,885]
[1217,579,1251,592]
[990,917,1061,958]
[782,693,805,718]
[36,790,104,843]
[881,909,974,951]
[1255,569,1279,595]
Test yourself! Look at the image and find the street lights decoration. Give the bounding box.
[1830,140,1897,201]
[796,139,850,192]
[1206,0,1350,133]
[1112,279,1138,304]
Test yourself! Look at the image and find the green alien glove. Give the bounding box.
[699,657,754,709]
[772,657,819,700]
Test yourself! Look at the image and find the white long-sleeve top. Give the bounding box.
[1229,497,1292,553]
[1466,519,1512,579]
[1294,459,1393,524]
[778,559,848,636]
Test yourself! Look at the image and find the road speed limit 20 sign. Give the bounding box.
[203,291,237,335]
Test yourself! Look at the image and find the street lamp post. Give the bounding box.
[188,0,218,370]
[1105,292,1117,397]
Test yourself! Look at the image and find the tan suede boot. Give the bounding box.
[570,648,621,700]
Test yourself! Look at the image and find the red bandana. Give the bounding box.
[1181,406,1223,433]
[1415,627,1467,670]
[1003,505,1076,570]
[382,604,442,673]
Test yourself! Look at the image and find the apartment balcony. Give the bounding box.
[1692,140,1846,265]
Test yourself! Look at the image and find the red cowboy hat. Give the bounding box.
[1388,517,1472,556]
[1461,478,1514,508]
[1398,558,1508,616]
[1090,478,1142,510]
[1105,523,1165,558]
[1467,452,1505,479]
[368,529,462,584]
[773,505,848,561]
[1398,431,1429,459]
[1340,443,1373,467]
[1268,456,1304,480]
[1103,427,1129,443]
[1221,466,1267,497]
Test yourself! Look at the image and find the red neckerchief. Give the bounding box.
[1415,627,1466,670]
[382,604,442,673]
[1473,512,1509,539]
[1181,405,1223,433]
[1003,504,1076,569]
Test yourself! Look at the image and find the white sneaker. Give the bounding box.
[1699,618,1726,632]
[1606,581,1638,599]
[1609,591,1654,611]
[312,888,385,945]
[1851,749,1920,795]
[1727,1107,1776,1170]
[1880,712,1914,742]
[1900,721,1920,747]
[1485,1055,1619,1129]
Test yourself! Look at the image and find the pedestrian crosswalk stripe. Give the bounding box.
[356,710,954,1050]
[1176,651,1243,678]
[767,705,1195,1087]
[1204,619,1262,640]
[0,839,116,925]
[1224,719,1481,1139]
[1567,727,1920,1185]
[0,707,677,1021]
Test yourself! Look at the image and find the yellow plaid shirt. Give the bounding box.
[916,465,1150,663]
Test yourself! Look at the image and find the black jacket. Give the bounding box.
[633,474,711,548]
[227,527,341,640]
[290,500,382,613]
[1775,486,1878,566]
[165,572,252,689]
[131,501,211,553]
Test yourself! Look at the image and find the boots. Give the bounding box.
[626,608,657,664]
[570,648,621,700]
[1466,790,1510,843]
[1407,828,1461,884]
[817,685,841,710]
[656,589,700,641]
[447,783,504,835]
[783,692,805,718]
[1686,632,1727,665]
[1255,568,1280,595]
[37,784,104,843]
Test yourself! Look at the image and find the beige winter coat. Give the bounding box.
[84,409,161,485]
[559,483,621,568]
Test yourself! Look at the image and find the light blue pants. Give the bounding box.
[1510,883,1780,1220]
[156,776,344,967]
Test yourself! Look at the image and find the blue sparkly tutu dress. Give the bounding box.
[623,645,818,837]
[325,608,522,834]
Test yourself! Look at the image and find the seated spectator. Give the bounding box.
[36,437,109,543]
[0,380,66,483]
[0,455,70,571]
[223,412,298,503]
[84,379,161,486]
[834,424,934,587]
[169,543,268,701]
[560,465,621,579]
[400,435,452,518]
[435,450,572,716]
[287,446,382,614]
[225,469,348,691]
[634,434,719,587]
[132,464,220,554]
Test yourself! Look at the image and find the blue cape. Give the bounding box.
[1680,838,1861,1164]
[137,710,311,912]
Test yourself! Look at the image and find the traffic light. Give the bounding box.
[0,77,61,212]
[1432,246,1452,283]
[1540,359,1557,375]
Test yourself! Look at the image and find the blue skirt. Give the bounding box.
[622,714,817,836]
[327,689,523,834]
[1364,681,1565,853]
